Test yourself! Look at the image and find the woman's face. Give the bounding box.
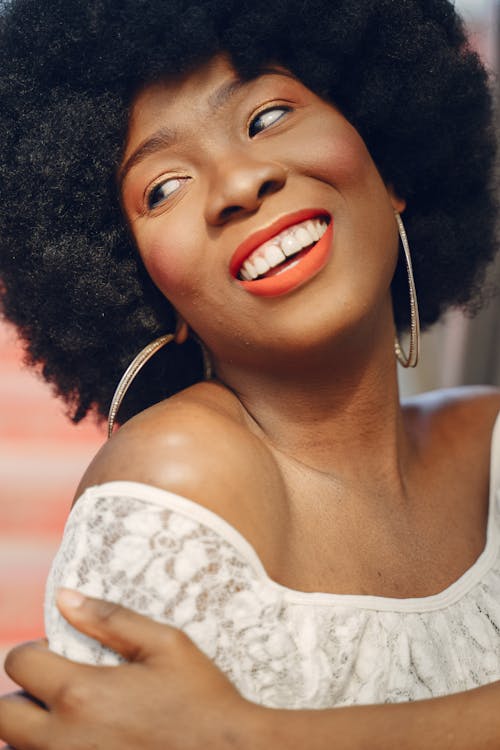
[120,55,404,374]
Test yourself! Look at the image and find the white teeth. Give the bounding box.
[264,244,286,266]
[254,256,271,275]
[243,258,257,277]
[238,216,329,280]
[281,233,303,257]
[305,220,320,241]
[240,267,252,281]
[295,226,314,247]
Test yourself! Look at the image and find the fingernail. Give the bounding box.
[57,588,85,608]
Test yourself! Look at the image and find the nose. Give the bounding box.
[204,153,286,225]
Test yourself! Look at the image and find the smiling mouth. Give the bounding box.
[237,216,329,281]
[231,211,333,298]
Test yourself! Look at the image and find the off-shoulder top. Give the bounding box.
[44,413,500,708]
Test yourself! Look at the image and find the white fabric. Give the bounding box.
[45,414,500,708]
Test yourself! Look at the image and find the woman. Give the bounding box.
[0,0,500,746]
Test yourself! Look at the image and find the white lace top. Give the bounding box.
[45,414,500,708]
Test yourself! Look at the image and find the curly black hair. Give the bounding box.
[0,0,497,424]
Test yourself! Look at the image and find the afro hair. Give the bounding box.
[0,0,497,423]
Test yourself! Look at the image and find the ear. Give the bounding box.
[387,184,406,214]
[174,316,189,344]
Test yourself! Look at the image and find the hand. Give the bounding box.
[0,590,254,750]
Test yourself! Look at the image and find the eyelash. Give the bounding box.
[144,105,292,211]
[146,176,189,211]
[248,105,292,137]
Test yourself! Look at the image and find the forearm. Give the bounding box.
[243,682,500,750]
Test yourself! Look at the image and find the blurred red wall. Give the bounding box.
[0,321,104,691]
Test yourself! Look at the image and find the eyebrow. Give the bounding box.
[118,77,246,188]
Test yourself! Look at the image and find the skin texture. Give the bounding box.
[122,57,404,385]
[1,56,500,748]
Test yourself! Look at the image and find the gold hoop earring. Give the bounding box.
[107,333,212,438]
[394,212,420,368]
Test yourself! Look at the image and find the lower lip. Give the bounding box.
[236,220,333,297]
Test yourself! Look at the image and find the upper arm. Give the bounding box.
[45,487,248,666]
[48,393,284,666]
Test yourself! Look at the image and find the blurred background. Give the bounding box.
[0,326,104,691]
[0,0,499,693]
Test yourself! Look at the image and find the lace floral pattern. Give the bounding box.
[45,479,500,709]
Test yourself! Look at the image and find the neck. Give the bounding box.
[214,326,415,493]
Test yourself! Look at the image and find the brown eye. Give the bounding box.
[248,106,291,137]
[147,177,187,210]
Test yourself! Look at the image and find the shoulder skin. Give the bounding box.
[407,384,500,442]
[74,380,288,560]
[405,385,500,491]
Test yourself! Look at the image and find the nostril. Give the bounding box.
[257,179,281,200]
[211,169,286,224]
[219,205,242,222]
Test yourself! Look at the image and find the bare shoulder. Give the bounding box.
[406,385,500,465]
[408,384,500,430]
[74,381,286,544]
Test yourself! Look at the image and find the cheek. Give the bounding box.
[308,119,398,245]
[305,120,374,189]
[301,117,399,284]
[136,222,202,302]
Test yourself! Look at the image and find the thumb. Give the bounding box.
[56,588,182,663]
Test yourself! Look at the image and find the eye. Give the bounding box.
[146,176,187,210]
[248,106,291,138]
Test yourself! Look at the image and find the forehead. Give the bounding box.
[123,54,303,152]
[131,55,239,121]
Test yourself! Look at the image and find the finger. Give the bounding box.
[57,589,186,663]
[4,641,86,706]
[0,692,48,750]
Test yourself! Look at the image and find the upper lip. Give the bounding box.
[229,208,331,278]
